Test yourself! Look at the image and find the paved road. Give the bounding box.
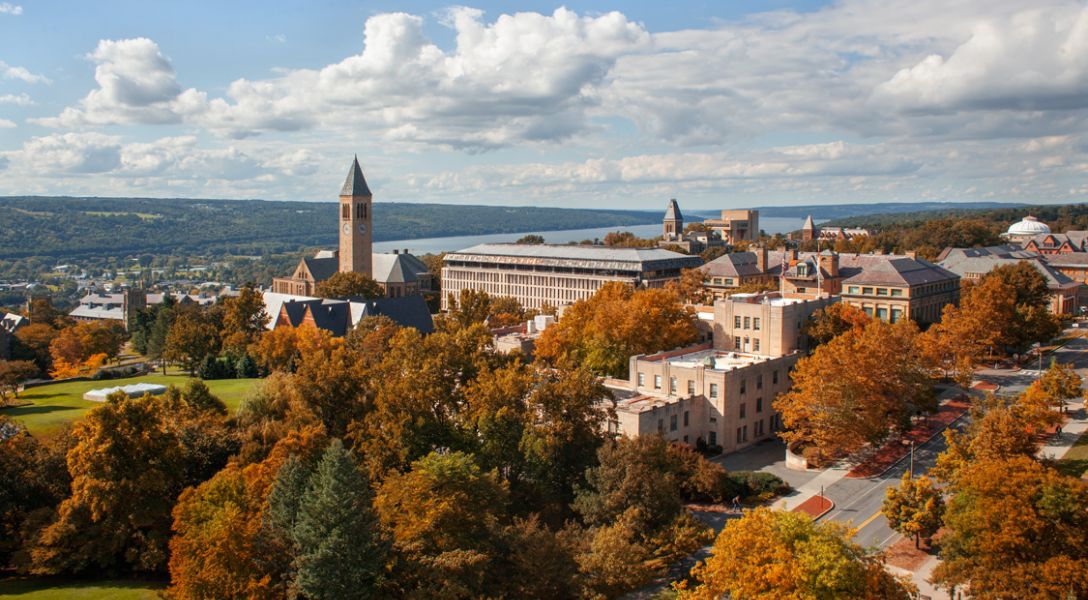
[819,415,963,549]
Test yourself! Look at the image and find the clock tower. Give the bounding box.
[338,155,373,276]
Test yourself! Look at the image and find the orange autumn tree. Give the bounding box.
[773,318,934,463]
[535,282,699,378]
[932,456,1088,598]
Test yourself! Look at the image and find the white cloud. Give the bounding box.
[38,9,650,146]
[18,133,123,173]
[0,118,15,128]
[268,33,287,44]
[0,92,33,105]
[34,38,183,127]
[0,60,50,84]
[0,3,21,15]
[873,6,1088,112]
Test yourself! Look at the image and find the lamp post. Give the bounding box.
[902,439,915,478]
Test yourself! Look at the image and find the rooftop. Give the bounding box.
[446,243,703,271]
[662,348,773,372]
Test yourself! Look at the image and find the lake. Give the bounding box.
[374,216,816,255]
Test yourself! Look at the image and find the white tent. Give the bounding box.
[82,382,168,402]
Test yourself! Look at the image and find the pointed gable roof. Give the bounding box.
[339,155,372,197]
[664,198,682,221]
[802,215,816,231]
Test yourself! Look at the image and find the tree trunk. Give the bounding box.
[915,533,920,549]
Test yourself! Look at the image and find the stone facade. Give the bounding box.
[608,345,796,453]
[711,292,837,357]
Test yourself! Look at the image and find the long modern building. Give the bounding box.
[440,243,703,310]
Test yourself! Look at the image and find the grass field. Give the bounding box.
[1056,428,1088,479]
[1,372,261,436]
[0,577,164,599]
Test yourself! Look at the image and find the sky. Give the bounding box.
[1,0,1086,210]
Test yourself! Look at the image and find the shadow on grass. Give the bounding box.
[0,575,166,597]
[0,405,83,417]
[1055,458,1088,479]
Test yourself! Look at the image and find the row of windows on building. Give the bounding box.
[845,285,904,297]
[733,316,761,330]
[637,370,780,397]
[733,336,761,352]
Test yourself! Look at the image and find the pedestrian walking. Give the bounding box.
[731,495,741,513]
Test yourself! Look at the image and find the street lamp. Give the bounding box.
[901,439,915,478]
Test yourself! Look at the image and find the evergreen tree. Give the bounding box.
[181,379,227,415]
[291,439,387,599]
[234,354,258,379]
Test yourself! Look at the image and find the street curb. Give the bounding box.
[858,409,969,480]
[792,495,835,520]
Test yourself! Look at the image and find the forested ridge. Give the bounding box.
[0,196,657,260]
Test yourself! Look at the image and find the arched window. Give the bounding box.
[341,204,350,219]
[356,203,366,219]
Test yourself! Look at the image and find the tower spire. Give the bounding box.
[340,155,372,197]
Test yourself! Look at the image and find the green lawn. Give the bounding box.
[1,372,261,436]
[1056,428,1088,479]
[0,577,164,599]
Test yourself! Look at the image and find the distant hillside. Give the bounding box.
[0,196,658,260]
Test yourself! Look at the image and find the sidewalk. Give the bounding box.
[1037,397,1087,462]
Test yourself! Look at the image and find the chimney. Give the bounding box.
[404,249,409,255]
[788,248,798,262]
[905,251,917,259]
[393,249,399,255]
[755,245,768,273]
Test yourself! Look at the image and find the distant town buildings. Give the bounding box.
[272,157,434,298]
[69,289,222,331]
[440,243,702,311]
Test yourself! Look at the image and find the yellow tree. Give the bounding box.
[314,272,384,300]
[219,285,269,354]
[882,473,944,548]
[675,507,913,599]
[164,313,221,375]
[774,319,934,462]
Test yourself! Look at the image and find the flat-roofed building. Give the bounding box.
[440,243,703,310]
[605,344,797,453]
[704,209,759,244]
[712,292,837,356]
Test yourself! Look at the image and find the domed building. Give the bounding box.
[1003,215,1051,242]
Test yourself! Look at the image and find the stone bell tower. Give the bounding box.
[338,155,373,276]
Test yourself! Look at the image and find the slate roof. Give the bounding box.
[838,254,959,286]
[372,252,430,285]
[358,295,434,334]
[803,215,816,231]
[939,251,1080,291]
[704,251,783,278]
[302,256,339,282]
[1023,231,1088,251]
[340,155,372,197]
[664,199,682,221]
[263,291,434,335]
[0,312,27,333]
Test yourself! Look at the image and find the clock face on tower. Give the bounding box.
[358,223,367,235]
[342,223,350,235]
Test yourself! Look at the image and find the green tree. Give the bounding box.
[180,379,227,415]
[314,272,384,300]
[291,439,388,599]
[882,473,944,548]
[0,359,38,405]
[574,436,683,533]
[515,234,545,244]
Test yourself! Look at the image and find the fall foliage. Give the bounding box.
[535,282,699,377]
[675,507,914,599]
[932,456,1088,598]
[774,318,935,462]
[313,271,385,300]
[882,473,944,548]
